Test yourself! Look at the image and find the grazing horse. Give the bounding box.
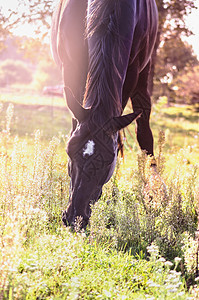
[51,0,158,228]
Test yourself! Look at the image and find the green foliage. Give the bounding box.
[4,232,190,299]
[150,99,199,151]
[0,97,198,298]
[90,147,198,260]
[0,59,32,87]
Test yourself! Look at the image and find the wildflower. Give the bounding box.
[158,257,166,263]
[168,288,178,293]
[177,292,185,296]
[170,270,181,275]
[103,290,112,297]
[145,296,155,300]
[147,280,161,288]
[147,243,159,256]
[164,261,173,267]
[174,257,182,263]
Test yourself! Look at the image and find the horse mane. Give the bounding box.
[83,0,124,126]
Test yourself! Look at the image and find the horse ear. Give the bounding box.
[64,87,90,122]
[109,110,142,133]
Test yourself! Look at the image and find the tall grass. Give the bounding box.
[90,131,199,276]
[0,102,199,299]
[0,103,69,296]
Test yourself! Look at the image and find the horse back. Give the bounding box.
[51,0,88,67]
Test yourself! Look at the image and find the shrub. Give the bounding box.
[0,59,32,87]
[172,65,199,104]
[90,132,198,262]
[33,58,62,91]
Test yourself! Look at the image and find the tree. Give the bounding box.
[153,35,198,100]
[23,0,197,98]
[18,37,52,64]
[149,0,197,95]
[16,0,55,38]
[172,65,199,104]
[157,36,198,74]
[0,0,197,97]
[33,58,62,90]
[0,8,21,51]
[0,59,32,86]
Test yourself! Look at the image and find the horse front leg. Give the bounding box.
[131,63,154,159]
[131,93,154,156]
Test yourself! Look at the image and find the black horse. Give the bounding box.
[51,0,158,228]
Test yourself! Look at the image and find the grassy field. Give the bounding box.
[0,90,199,299]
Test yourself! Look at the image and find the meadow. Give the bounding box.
[0,90,199,299]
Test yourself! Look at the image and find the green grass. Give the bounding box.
[0,91,199,299]
[7,231,188,300]
[0,89,66,107]
[0,93,71,140]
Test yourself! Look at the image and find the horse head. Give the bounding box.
[63,87,142,228]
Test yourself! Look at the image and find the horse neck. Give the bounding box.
[83,0,122,124]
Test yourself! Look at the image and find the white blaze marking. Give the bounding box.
[83,140,95,157]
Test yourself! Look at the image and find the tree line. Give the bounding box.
[0,0,198,104]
